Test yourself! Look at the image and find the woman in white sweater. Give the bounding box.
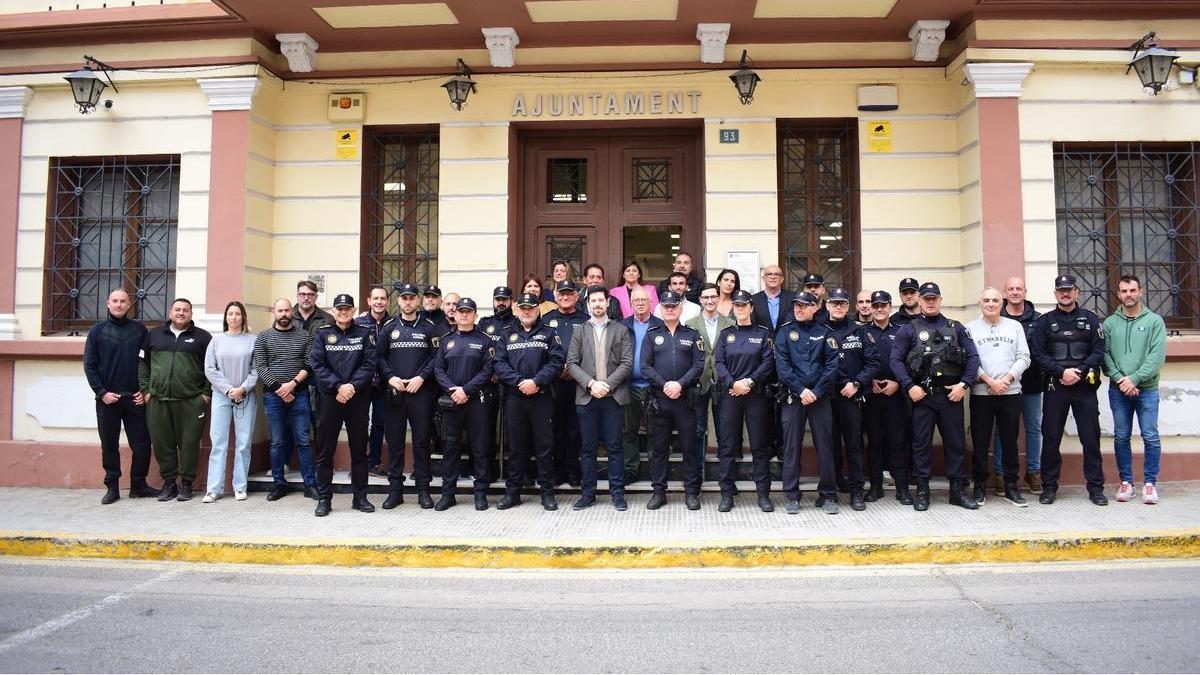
[203,301,259,502]
[966,287,1030,507]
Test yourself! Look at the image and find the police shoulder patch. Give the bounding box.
[654,335,665,345]
[867,332,876,344]
[789,330,799,342]
[432,336,440,348]
[445,339,455,351]
[391,330,400,339]
[726,333,736,343]
[1097,323,1105,338]
[697,340,704,352]
[488,347,495,357]
[485,324,495,334]
[555,335,561,345]
[326,334,337,344]
[918,330,930,341]
[826,337,838,349]
[509,333,518,342]
[549,319,559,328]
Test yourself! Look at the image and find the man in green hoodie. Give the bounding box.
[1103,274,1167,505]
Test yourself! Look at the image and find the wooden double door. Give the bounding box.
[517,128,702,290]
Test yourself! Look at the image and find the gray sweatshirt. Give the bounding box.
[966,316,1030,396]
[204,331,259,397]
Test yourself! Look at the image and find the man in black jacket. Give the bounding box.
[84,289,160,504]
[751,264,795,331]
[997,276,1044,495]
[656,251,704,304]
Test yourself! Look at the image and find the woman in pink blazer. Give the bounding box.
[610,260,658,318]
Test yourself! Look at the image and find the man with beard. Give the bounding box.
[477,286,517,479]
[824,288,880,509]
[356,285,391,477]
[889,278,922,327]
[543,280,589,486]
[656,251,704,304]
[420,285,451,337]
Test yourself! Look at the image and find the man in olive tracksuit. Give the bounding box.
[139,298,212,501]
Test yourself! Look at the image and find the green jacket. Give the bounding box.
[686,312,735,395]
[138,322,213,400]
[1102,306,1166,390]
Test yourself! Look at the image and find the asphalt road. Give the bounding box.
[0,556,1196,673]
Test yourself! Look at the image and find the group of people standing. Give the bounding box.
[83,251,1167,517]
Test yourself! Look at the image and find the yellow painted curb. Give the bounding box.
[1,530,1199,568]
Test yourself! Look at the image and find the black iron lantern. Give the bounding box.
[442,58,476,111]
[1128,33,1179,95]
[729,50,761,105]
[64,56,118,114]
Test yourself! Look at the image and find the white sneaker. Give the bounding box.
[1142,483,1159,505]
[1116,481,1134,502]
[234,490,248,501]
[202,492,218,503]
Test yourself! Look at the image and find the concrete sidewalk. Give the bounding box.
[1,484,1198,568]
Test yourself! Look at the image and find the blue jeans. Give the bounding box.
[1109,387,1161,484]
[366,388,388,468]
[263,388,317,488]
[577,396,625,497]
[206,390,257,495]
[695,389,722,469]
[992,391,1042,474]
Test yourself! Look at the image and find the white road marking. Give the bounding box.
[0,567,181,655]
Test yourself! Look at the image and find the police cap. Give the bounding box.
[493,286,513,299]
[515,293,540,308]
[422,285,442,297]
[794,291,819,305]
[871,290,893,305]
[554,280,578,294]
[455,297,478,311]
[332,293,354,308]
[898,277,920,292]
[659,290,684,306]
[732,289,754,305]
[1054,274,1077,290]
[395,283,419,297]
[919,282,942,298]
[827,288,851,302]
[802,273,824,286]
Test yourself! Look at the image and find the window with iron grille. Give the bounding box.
[43,156,180,334]
[362,129,439,298]
[1054,143,1199,329]
[777,122,859,292]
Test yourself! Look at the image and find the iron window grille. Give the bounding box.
[1054,143,1199,329]
[545,236,585,288]
[362,129,439,299]
[777,122,860,292]
[43,155,179,335]
[633,158,671,202]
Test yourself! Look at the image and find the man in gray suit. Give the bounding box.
[566,285,634,511]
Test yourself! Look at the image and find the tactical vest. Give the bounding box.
[905,318,965,383]
[1047,315,1093,368]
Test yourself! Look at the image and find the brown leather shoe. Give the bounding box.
[991,474,1006,496]
[1026,471,1043,493]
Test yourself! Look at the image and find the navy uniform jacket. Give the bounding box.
[774,320,839,398]
[890,313,981,392]
[478,312,519,346]
[543,308,588,351]
[713,323,775,390]
[494,319,565,391]
[640,323,704,392]
[434,327,495,395]
[309,321,377,395]
[1030,304,1105,378]
[889,307,922,327]
[376,315,438,384]
[419,309,451,338]
[864,320,902,381]
[825,316,881,390]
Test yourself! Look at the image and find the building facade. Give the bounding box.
[1,0,1199,486]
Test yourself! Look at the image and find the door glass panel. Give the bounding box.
[633,158,671,202]
[545,234,585,283]
[547,158,587,203]
[623,224,681,283]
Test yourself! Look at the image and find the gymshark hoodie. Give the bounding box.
[1102,306,1167,391]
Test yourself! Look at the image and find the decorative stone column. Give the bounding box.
[965,62,1034,287]
[197,77,260,330]
[0,87,33,340]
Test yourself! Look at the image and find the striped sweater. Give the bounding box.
[251,325,314,392]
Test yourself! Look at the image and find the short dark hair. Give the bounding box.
[170,297,192,308]
[675,251,693,263]
[698,283,719,297]
[297,280,318,293]
[621,260,645,285]
[669,271,688,283]
[584,263,606,280]
[585,284,609,301]
[1118,274,1141,288]
[221,300,249,332]
[367,284,388,297]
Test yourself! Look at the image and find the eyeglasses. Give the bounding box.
[297,291,316,297]
[763,272,783,278]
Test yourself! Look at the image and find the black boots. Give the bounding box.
[1004,483,1028,507]
[972,480,988,505]
[177,480,193,502]
[128,481,160,499]
[497,493,521,510]
[718,493,734,512]
[101,485,120,505]
[863,483,884,503]
[541,492,557,511]
[417,489,435,509]
[382,491,404,509]
[315,498,332,517]
[913,480,930,512]
[895,485,914,505]
[352,493,375,513]
[757,494,774,512]
[157,482,178,502]
[849,489,866,511]
[949,479,980,510]
[646,492,667,510]
[435,493,457,511]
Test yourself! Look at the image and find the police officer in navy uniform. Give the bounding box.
[477,286,517,478]
[309,293,378,517]
[1030,274,1108,506]
[714,290,776,512]
[889,282,981,512]
[433,297,496,511]
[494,292,565,511]
[824,287,881,510]
[641,290,705,511]
[376,283,439,510]
[801,272,830,324]
[543,280,588,486]
[863,291,912,504]
[419,285,452,338]
[890,278,923,327]
[775,291,840,515]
